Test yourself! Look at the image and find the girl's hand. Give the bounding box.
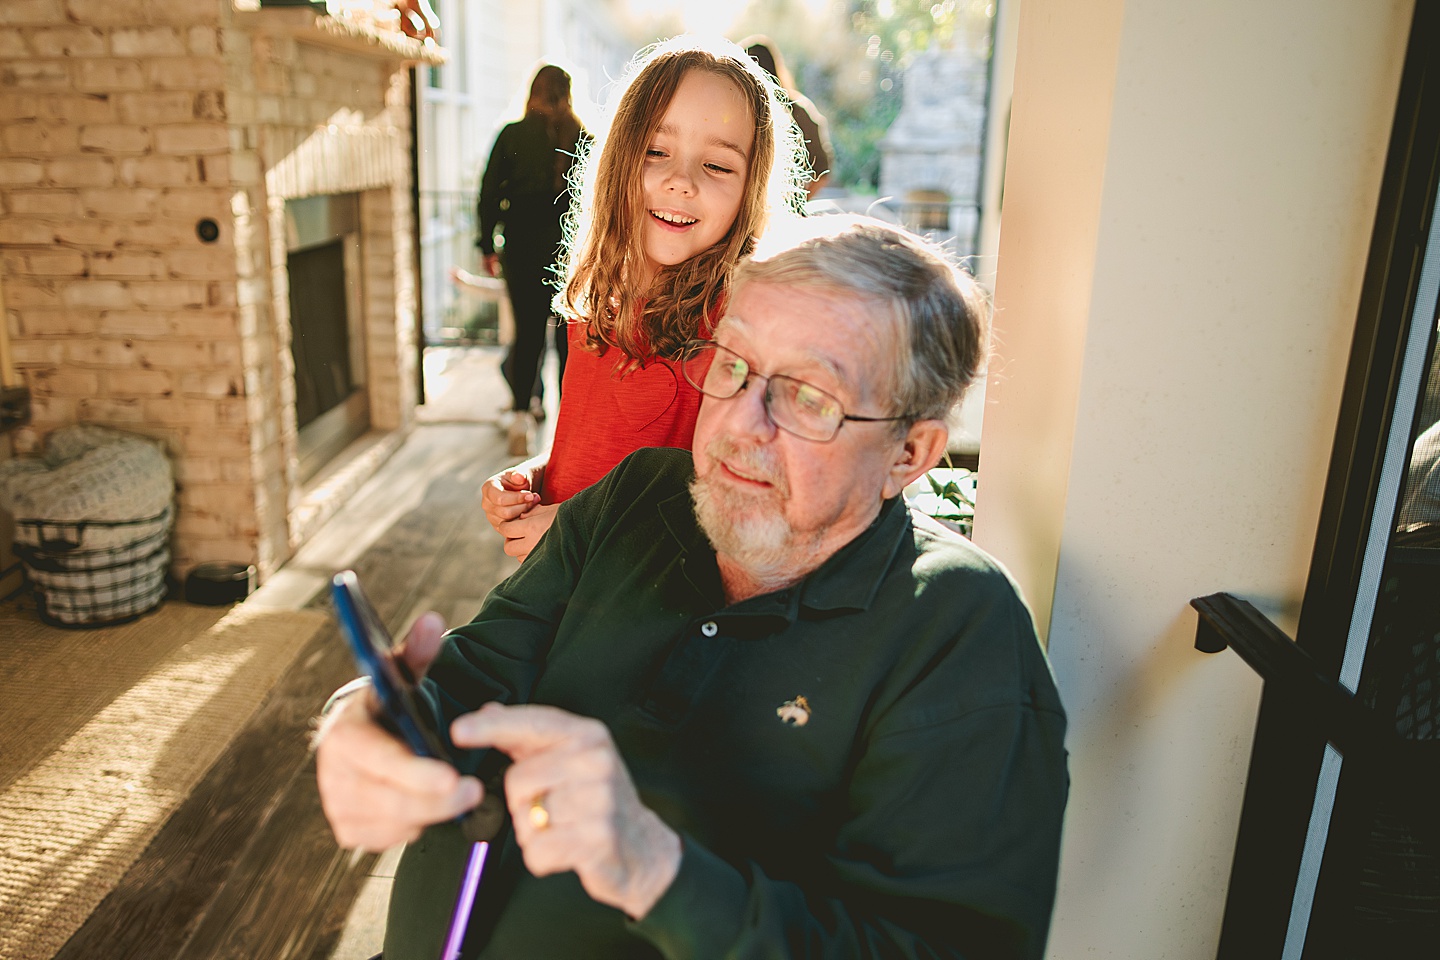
[482,463,544,531]
[497,504,559,562]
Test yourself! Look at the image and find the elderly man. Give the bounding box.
[316,217,1069,960]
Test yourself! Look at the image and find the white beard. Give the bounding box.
[690,475,790,570]
[689,436,825,590]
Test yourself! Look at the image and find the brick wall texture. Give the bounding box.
[0,0,420,579]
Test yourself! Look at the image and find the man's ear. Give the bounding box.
[882,419,949,500]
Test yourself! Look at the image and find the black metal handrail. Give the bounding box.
[1191,592,1440,807]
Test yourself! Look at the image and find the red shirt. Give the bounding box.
[542,321,714,504]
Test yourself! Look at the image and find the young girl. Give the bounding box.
[481,35,806,560]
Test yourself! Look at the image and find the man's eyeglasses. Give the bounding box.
[679,340,914,443]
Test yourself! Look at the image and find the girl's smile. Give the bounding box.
[649,208,700,227]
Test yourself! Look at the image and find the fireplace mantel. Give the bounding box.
[241,4,448,65]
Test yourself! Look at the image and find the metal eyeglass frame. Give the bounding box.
[678,339,916,443]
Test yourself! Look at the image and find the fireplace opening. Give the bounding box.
[285,193,367,482]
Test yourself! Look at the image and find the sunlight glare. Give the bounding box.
[0,646,257,958]
[622,0,841,40]
[623,0,748,36]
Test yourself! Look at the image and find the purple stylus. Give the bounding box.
[439,840,489,960]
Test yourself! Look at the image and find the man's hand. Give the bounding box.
[316,613,481,851]
[393,610,448,676]
[453,703,682,919]
[483,252,502,278]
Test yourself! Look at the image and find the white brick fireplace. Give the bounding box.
[0,0,442,579]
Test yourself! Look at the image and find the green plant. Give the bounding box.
[922,463,976,537]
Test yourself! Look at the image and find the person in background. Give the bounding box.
[743,35,835,199]
[480,36,807,560]
[316,216,1069,960]
[476,64,587,456]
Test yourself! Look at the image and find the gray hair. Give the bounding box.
[732,215,990,423]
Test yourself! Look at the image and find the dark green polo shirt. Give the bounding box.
[388,448,1068,960]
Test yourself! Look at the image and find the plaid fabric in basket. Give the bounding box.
[0,425,174,552]
[1,425,177,626]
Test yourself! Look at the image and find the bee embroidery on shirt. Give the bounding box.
[776,695,811,727]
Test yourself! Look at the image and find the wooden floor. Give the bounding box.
[51,347,542,960]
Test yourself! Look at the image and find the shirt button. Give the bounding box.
[700,621,718,637]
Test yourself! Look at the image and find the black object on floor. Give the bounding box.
[184,562,257,606]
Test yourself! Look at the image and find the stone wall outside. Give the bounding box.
[879,45,990,250]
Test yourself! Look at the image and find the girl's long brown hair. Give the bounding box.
[557,36,806,362]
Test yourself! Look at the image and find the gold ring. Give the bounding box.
[527,794,550,830]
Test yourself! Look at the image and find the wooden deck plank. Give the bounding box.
[170,755,371,960]
[50,622,359,960]
[52,423,514,960]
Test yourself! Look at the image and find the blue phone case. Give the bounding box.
[331,570,501,960]
[330,569,451,763]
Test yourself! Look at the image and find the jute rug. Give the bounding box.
[0,598,329,960]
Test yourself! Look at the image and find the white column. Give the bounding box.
[971,1,1414,957]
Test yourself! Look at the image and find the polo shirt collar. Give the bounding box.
[797,495,910,614]
[657,489,912,619]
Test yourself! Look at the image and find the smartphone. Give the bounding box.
[330,569,494,960]
[330,569,452,762]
